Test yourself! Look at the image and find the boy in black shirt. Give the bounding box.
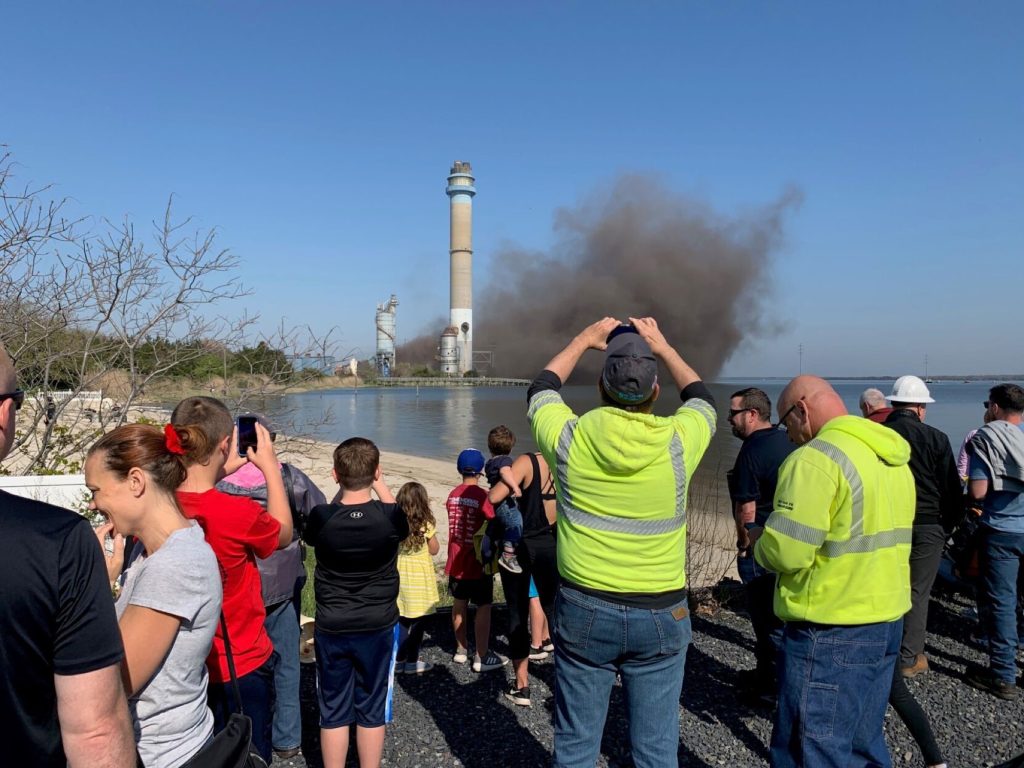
[304,437,409,768]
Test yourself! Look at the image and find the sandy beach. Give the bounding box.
[274,433,458,567]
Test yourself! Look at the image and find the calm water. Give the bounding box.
[267,378,1016,464]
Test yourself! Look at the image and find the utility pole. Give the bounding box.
[798,343,804,375]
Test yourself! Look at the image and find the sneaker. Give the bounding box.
[273,747,302,759]
[472,650,509,672]
[528,645,550,661]
[899,654,930,679]
[499,550,523,574]
[393,661,407,674]
[452,647,469,664]
[541,637,554,652]
[402,660,435,674]
[504,684,531,707]
[965,668,1019,700]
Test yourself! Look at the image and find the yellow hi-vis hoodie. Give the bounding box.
[528,389,716,594]
[754,415,915,625]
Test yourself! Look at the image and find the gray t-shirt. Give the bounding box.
[115,523,222,768]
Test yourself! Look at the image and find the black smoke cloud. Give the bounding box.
[400,175,800,380]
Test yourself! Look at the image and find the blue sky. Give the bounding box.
[3,2,1021,377]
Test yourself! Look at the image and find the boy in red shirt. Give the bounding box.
[445,449,508,673]
[171,396,293,764]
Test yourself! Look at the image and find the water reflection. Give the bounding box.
[271,379,1020,468]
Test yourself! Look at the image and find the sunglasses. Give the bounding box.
[0,390,25,411]
[774,401,800,429]
[984,400,993,409]
[728,408,752,418]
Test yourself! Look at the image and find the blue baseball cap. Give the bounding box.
[457,448,486,475]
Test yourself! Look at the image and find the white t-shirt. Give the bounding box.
[115,522,222,768]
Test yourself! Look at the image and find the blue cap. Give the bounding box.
[457,448,486,475]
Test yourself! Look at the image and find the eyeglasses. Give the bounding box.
[728,408,752,418]
[0,390,25,411]
[984,400,994,409]
[774,401,800,429]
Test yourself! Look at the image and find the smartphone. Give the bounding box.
[237,415,258,457]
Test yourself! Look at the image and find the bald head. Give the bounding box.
[778,375,848,445]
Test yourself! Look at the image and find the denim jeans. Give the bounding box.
[979,526,1024,683]
[265,597,302,750]
[207,651,278,764]
[553,585,691,768]
[771,619,901,768]
[746,572,783,685]
[494,499,523,546]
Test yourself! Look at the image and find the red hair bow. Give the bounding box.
[164,424,185,455]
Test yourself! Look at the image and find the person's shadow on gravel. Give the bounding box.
[681,620,771,763]
[399,664,551,767]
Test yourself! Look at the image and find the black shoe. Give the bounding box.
[541,637,554,652]
[504,684,531,707]
[966,668,1019,700]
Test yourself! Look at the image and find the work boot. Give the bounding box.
[965,668,1018,700]
[900,654,930,679]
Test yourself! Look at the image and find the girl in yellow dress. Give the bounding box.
[395,482,441,673]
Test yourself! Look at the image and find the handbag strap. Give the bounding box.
[218,612,245,715]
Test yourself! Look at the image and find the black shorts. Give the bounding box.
[448,576,494,606]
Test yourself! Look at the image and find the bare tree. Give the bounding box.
[0,149,337,474]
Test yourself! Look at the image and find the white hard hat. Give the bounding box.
[887,375,935,404]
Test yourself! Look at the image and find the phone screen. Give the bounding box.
[237,415,258,457]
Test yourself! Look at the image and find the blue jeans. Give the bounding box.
[553,585,691,768]
[265,597,302,750]
[207,652,277,764]
[979,527,1024,683]
[771,619,901,768]
[494,499,523,546]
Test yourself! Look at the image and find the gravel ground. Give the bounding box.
[272,585,1021,768]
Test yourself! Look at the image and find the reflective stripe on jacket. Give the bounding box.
[528,389,716,593]
[755,415,915,624]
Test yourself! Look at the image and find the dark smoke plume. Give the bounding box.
[480,176,800,380]
[400,175,800,380]
[395,315,445,371]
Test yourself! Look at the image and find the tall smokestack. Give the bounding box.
[446,160,475,374]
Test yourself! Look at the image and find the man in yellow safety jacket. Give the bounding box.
[528,316,716,768]
[753,375,914,768]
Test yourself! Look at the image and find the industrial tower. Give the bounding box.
[442,160,475,375]
[375,294,398,378]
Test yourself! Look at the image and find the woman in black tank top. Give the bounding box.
[491,452,559,703]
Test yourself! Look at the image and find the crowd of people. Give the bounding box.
[1,319,1022,768]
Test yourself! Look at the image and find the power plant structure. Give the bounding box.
[439,160,476,375]
[375,294,398,378]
